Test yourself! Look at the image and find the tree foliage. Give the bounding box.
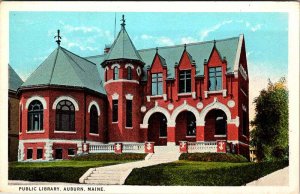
[250,77,288,161]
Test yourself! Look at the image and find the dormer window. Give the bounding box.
[127,66,132,80]
[179,70,191,93]
[113,67,119,80]
[209,67,222,91]
[151,73,163,95]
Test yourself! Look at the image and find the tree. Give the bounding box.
[250,77,288,161]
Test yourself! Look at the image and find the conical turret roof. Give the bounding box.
[102,16,144,66]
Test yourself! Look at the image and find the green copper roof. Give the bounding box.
[22,46,106,94]
[102,26,144,65]
[9,64,23,92]
[86,35,241,81]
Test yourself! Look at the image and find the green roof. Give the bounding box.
[86,35,243,81]
[9,64,23,92]
[22,46,106,94]
[102,26,143,65]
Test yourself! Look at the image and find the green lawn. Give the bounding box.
[9,153,147,183]
[125,160,288,186]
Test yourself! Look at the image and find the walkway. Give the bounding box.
[80,146,180,185]
[246,167,289,186]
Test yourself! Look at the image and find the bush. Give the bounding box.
[179,153,248,163]
[125,160,289,186]
[9,167,89,183]
[70,153,147,161]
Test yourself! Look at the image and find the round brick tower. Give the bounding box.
[101,15,145,142]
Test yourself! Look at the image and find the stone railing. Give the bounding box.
[89,144,114,153]
[122,143,145,153]
[187,142,217,153]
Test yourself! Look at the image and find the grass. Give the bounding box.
[9,153,147,183]
[180,153,248,163]
[125,160,289,186]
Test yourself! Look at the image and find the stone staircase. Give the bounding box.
[80,145,180,185]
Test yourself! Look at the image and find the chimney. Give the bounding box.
[104,44,111,54]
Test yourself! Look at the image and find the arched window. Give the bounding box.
[28,100,43,131]
[127,66,132,80]
[186,112,196,136]
[113,67,119,80]
[90,105,98,134]
[56,100,75,131]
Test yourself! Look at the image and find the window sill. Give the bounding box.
[112,122,118,124]
[159,136,167,139]
[150,95,163,98]
[186,136,196,138]
[54,131,76,134]
[214,135,227,137]
[26,130,45,134]
[205,89,227,98]
[178,92,192,96]
[89,133,99,136]
[125,127,133,129]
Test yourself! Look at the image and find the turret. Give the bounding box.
[101,15,144,142]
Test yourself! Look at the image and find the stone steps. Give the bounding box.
[80,146,181,185]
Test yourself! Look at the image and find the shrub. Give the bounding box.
[179,153,248,163]
[125,160,289,186]
[70,153,147,161]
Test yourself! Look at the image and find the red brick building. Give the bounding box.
[17,16,249,161]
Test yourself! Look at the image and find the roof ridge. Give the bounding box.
[48,47,60,84]
[138,36,240,53]
[61,47,97,66]
[21,48,58,85]
[60,48,86,87]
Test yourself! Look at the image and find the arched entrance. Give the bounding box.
[175,111,196,145]
[148,112,167,145]
[204,109,227,141]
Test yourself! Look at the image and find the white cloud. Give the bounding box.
[199,20,233,41]
[181,36,197,44]
[33,56,47,62]
[140,34,174,46]
[251,24,262,32]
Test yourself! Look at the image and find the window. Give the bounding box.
[179,70,191,93]
[27,149,33,159]
[55,149,63,159]
[215,114,227,135]
[243,111,247,135]
[187,112,196,136]
[37,149,43,159]
[127,67,132,80]
[209,67,222,91]
[56,100,75,131]
[151,73,163,95]
[28,100,43,131]
[112,100,118,122]
[90,105,98,134]
[126,100,132,127]
[68,148,75,156]
[159,117,167,137]
[113,67,119,80]
[19,106,22,133]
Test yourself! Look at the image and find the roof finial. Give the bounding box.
[54,29,62,46]
[184,43,187,51]
[213,39,216,47]
[156,47,158,54]
[121,14,126,29]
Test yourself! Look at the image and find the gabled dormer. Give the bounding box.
[174,44,196,99]
[147,48,168,97]
[204,41,228,98]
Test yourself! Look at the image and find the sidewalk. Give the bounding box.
[246,167,289,186]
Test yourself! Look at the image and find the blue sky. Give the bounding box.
[9,12,288,119]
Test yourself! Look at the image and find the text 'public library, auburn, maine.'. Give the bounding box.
[16,15,249,161]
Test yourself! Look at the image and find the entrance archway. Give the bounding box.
[175,111,196,145]
[148,112,167,145]
[204,109,227,141]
